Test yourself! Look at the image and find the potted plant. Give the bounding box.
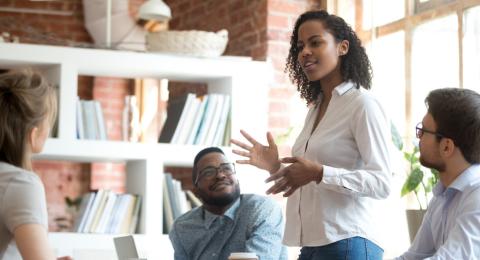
[391,124,439,242]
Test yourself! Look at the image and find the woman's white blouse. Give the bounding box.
[283,81,393,247]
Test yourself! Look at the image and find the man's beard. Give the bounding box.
[420,155,446,172]
[198,183,241,207]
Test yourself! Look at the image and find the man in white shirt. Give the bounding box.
[396,88,480,259]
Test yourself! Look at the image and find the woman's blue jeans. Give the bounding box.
[298,236,383,260]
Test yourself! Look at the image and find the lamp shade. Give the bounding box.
[138,0,171,21]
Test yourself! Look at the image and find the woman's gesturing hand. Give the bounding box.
[265,157,323,197]
[231,130,280,174]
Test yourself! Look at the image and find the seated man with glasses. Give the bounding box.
[396,88,480,259]
[169,147,288,260]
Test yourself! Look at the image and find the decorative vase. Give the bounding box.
[406,209,427,242]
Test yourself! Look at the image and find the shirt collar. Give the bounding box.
[203,196,241,229]
[333,81,354,96]
[316,81,354,105]
[433,164,480,196]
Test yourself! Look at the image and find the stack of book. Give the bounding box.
[163,173,202,233]
[158,93,231,146]
[73,190,141,234]
[76,98,108,140]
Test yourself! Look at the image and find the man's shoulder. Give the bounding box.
[172,206,203,227]
[239,194,280,213]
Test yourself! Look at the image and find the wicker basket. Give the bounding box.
[146,29,228,57]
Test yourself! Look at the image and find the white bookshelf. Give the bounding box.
[0,42,270,259]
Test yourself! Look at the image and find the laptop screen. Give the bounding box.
[114,235,139,260]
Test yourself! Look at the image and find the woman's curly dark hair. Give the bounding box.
[286,10,372,104]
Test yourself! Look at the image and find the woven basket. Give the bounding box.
[146,29,228,57]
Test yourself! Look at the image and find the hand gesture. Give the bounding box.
[265,157,323,197]
[231,130,280,174]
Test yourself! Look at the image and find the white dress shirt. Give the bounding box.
[396,164,480,260]
[283,81,393,247]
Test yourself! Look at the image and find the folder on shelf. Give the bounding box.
[170,93,196,144]
[186,95,209,144]
[129,195,142,234]
[74,192,95,232]
[158,94,190,143]
[194,94,219,145]
[212,95,231,146]
[163,179,174,233]
[81,189,105,233]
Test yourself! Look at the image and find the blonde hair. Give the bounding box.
[0,69,57,169]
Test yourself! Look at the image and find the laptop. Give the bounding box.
[114,235,144,260]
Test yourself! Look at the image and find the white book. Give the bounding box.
[171,93,196,144]
[107,194,128,234]
[88,189,111,233]
[119,194,137,234]
[194,94,219,145]
[94,101,108,140]
[212,95,231,146]
[76,98,85,139]
[204,95,225,145]
[81,189,105,233]
[75,192,95,232]
[174,96,201,144]
[81,100,99,140]
[186,95,209,144]
[95,191,117,233]
[173,180,188,215]
[163,180,174,233]
[128,195,142,234]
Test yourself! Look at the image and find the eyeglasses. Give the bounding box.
[195,163,236,185]
[415,122,445,139]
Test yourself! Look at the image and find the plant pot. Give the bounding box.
[406,209,427,242]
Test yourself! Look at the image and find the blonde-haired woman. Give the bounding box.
[0,70,71,260]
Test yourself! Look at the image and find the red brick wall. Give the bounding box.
[164,0,268,60]
[0,0,133,231]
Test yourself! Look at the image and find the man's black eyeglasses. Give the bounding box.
[415,123,445,139]
[195,163,236,185]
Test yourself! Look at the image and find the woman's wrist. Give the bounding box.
[268,161,281,174]
[313,165,323,184]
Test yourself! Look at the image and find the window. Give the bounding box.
[333,0,480,142]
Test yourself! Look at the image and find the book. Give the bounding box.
[163,180,174,233]
[185,190,202,208]
[94,101,108,140]
[194,94,219,145]
[107,194,129,234]
[95,191,117,233]
[74,192,95,232]
[186,95,209,144]
[212,95,231,146]
[88,189,111,233]
[76,97,85,139]
[81,100,99,140]
[204,94,225,145]
[222,112,232,146]
[119,194,136,234]
[129,195,142,234]
[81,189,105,233]
[158,94,190,143]
[170,93,196,144]
[174,96,201,144]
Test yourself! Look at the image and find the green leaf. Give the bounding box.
[401,168,424,197]
[391,122,403,150]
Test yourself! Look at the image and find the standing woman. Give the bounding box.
[0,70,70,260]
[231,10,392,260]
